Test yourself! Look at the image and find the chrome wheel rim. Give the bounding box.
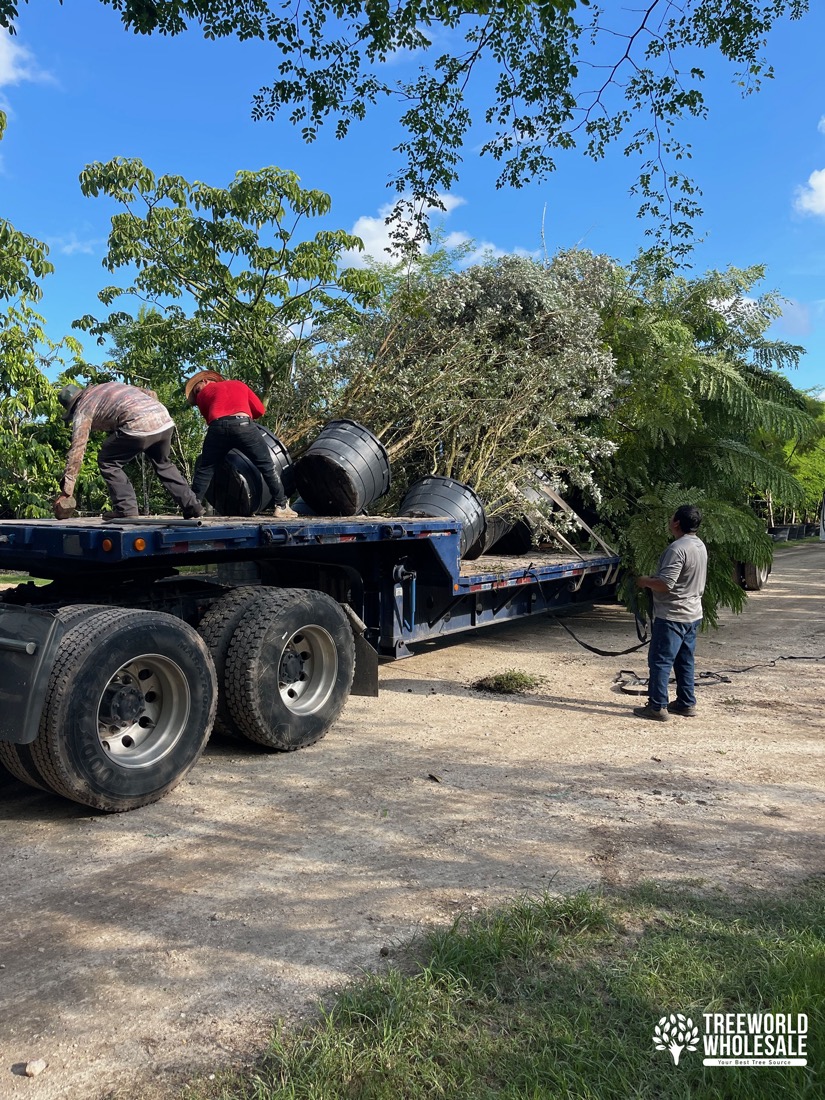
[96,654,191,768]
[277,625,338,715]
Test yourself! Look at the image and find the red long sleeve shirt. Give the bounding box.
[195,380,266,424]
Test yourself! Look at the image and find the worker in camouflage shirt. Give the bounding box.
[54,381,203,520]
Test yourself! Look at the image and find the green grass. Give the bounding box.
[0,572,50,587]
[187,880,824,1099]
[773,537,823,551]
[473,669,546,694]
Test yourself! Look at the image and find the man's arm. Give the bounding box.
[61,415,93,497]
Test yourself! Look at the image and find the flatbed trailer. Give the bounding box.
[0,513,620,812]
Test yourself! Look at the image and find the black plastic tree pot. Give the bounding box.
[294,420,391,517]
[399,476,487,559]
[205,424,294,517]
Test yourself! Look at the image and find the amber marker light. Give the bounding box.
[133,538,147,552]
[101,538,113,552]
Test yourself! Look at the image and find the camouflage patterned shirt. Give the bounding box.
[61,382,174,495]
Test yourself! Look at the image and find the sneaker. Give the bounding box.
[667,701,697,717]
[633,704,670,722]
[272,504,299,519]
[182,502,205,519]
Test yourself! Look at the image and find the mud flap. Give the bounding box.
[351,631,379,697]
[0,607,65,745]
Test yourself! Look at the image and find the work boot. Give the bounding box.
[632,704,670,722]
[667,701,697,717]
[102,509,139,520]
[272,503,299,519]
[182,502,205,519]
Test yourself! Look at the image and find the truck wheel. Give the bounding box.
[29,608,217,812]
[196,586,267,736]
[224,589,355,750]
[743,562,770,591]
[0,604,107,794]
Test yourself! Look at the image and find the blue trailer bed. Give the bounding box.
[0,512,621,811]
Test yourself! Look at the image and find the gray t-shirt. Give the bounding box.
[652,534,708,623]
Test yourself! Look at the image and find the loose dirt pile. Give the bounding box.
[1,543,823,1099]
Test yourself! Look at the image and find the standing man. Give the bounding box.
[633,505,708,722]
[53,381,204,520]
[185,370,297,519]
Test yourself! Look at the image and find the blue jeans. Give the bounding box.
[647,617,701,710]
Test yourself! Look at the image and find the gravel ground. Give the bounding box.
[0,541,823,1099]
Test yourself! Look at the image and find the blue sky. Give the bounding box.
[2,0,824,396]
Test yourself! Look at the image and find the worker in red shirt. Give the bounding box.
[185,370,297,519]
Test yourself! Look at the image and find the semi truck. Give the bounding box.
[0,510,623,812]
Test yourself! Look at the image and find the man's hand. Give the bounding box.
[637,574,670,594]
[52,493,77,520]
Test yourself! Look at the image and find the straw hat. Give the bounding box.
[184,369,223,405]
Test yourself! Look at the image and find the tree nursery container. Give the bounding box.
[206,425,295,517]
[399,476,487,559]
[294,420,391,516]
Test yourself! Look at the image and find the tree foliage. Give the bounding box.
[283,250,617,519]
[75,157,381,400]
[0,113,91,517]
[593,256,816,623]
[782,395,825,519]
[2,1,810,248]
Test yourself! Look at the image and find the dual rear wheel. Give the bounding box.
[2,588,355,811]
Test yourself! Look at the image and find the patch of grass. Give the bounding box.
[473,669,546,694]
[774,537,823,550]
[0,572,50,587]
[719,696,746,707]
[187,880,824,1100]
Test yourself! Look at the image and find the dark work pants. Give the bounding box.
[647,617,701,710]
[191,416,288,505]
[97,427,200,516]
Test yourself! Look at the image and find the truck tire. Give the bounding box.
[0,742,48,791]
[29,607,217,812]
[224,589,355,750]
[742,562,770,591]
[196,586,267,736]
[0,604,107,794]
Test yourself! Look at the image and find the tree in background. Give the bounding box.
[595,255,817,623]
[75,158,381,404]
[782,395,825,522]
[0,112,89,517]
[1,1,809,252]
[287,250,618,519]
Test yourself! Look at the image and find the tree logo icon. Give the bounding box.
[654,1013,700,1065]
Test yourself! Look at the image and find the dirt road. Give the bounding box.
[1,542,823,1099]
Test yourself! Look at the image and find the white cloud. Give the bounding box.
[794,168,825,217]
[343,194,469,267]
[441,231,540,267]
[818,116,825,135]
[48,233,106,257]
[342,195,537,270]
[0,36,53,89]
[343,202,408,267]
